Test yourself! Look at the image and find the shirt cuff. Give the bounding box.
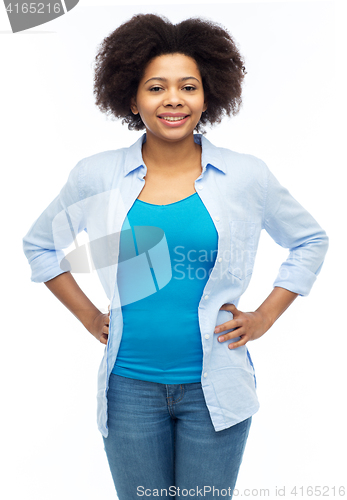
[27,249,67,283]
[272,261,318,297]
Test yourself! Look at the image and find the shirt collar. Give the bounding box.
[123,133,227,177]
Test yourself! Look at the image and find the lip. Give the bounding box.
[157,113,189,118]
[157,114,190,127]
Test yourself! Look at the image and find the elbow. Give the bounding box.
[309,229,329,277]
[289,228,329,277]
[317,229,329,261]
[317,231,329,275]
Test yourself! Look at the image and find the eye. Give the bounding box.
[183,85,196,91]
[149,86,163,92]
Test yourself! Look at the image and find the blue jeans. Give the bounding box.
[103,373,252,499]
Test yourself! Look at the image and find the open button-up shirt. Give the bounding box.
[22,133,329,437]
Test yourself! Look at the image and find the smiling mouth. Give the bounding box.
[158,116,189,122]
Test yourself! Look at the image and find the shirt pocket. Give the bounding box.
[228,221,257,280]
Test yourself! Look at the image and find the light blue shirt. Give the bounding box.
[22,133,329,438]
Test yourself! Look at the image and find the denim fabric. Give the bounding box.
[22,133,329,437]
[103,373,252,499]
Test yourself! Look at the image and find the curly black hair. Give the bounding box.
[93,13,246,133]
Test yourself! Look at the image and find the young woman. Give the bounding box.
[23,13,329,499]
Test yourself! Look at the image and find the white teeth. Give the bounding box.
[160,116,187,122]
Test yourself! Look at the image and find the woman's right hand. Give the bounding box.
[89,305,110,345]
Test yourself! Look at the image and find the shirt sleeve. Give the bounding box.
[262,163,329,296]
[22,159,86,283]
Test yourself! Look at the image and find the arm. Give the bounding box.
[262,164,329,296]
[215,161,328,348]
[23,160,110,345]
[44,271,109,345]
[22,159,86,284]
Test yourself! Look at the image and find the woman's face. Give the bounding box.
[131,53,207,144]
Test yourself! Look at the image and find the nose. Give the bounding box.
[163,88,183,108]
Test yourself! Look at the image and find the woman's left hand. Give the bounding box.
[214,303,270,349]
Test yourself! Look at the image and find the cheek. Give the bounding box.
[137,107,157,130]
[192,95,207,112]
[137,99,157,117]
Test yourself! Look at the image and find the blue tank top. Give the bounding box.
[112,192,218,383]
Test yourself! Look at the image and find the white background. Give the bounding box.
[1,0,346,498]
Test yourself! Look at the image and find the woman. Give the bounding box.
[23,13,329,499]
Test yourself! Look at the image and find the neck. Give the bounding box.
[141,132,201,174]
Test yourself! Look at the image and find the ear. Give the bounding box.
[130,97,139,115]
[203,100,208,113]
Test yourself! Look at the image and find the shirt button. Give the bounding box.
[205,334,210,339]
[204,295,209,300]
[203,372,208,378]
[215,216,220,221]
[197,185,203,190]
[218,257,222,263]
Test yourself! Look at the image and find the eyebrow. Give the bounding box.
[143,76,201,85]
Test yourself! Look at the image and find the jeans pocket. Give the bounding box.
[228,221,256,280]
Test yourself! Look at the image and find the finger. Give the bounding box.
[100,333,108,345]
[217,327,244,343]
[219,303,237,311]
[223,327,244,340]
[214,318,241,333]
[228,336,248,350]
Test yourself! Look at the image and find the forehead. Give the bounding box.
[141,53,201,80]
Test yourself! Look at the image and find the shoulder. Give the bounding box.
[77,135,144,182]
[221,147,268,171]
[73,144,137,198]
[79,147,127,173]
[201,135,269,184]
